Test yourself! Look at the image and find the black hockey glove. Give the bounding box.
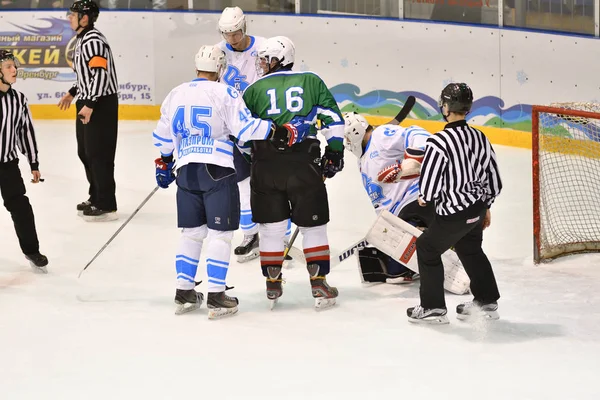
[320,146,344,178]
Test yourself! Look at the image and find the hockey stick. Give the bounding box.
[283,226,300,259]
[331,238,369,268]
[78,185,160,278]
[388,95,416,125]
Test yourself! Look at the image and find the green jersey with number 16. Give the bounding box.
[242,70,344,151]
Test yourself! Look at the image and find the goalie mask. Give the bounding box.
[256,36,295,76]
[0,49,20,86]
[343,112,370,158]
[194,45,226,80]
[438,83,473,121]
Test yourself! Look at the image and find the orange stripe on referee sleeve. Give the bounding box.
[88,56,107,69]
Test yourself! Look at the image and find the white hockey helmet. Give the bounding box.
[218,6,246,34]
[343,112,370,157]
[195,45,226,77]
[257,36,295,70]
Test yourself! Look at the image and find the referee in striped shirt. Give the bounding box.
[407,83,502,324]
[58,0,119,221]
[0,50,48,272]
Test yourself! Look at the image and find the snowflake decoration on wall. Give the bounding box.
[516,70,528,85]
[299,62,309,72]
[340,58,348,68]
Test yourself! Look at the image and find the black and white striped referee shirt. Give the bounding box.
[0,88,39,170]
[419,120,502,215]
[68,27,118,107]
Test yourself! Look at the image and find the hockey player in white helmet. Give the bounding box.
[343,111,434,284]
[152,44,306,319]
[215,7,293,262]
[242,36,345,310]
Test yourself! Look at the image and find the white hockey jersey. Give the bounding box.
[217,35,265,93]
[359,124,431,216]
[152,78,272,171]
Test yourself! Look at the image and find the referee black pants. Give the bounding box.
[416,201,500,310]
[76,94,119,211]
[0,159,40,255]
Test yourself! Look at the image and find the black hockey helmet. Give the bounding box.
[0,49,19,85]
[70,0,100,24]
[438,83,473,114]
[0,49,19,67]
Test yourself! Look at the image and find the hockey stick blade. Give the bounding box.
[78,186,160,278]
[393,96,416,125]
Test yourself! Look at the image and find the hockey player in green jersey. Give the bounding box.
[242,36,345,310]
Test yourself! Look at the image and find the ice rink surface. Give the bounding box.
[1,121,599,400]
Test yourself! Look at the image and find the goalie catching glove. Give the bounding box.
[377,147,424,183]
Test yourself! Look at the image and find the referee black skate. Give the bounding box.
[58,0,119,222]
[0,50,48,273]
[407,83,503,324]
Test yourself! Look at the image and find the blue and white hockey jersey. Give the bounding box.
[217,35,265,94]
[152,78,272,171]
[359,124,431,216]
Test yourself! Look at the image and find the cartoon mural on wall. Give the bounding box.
[330,83,533,132]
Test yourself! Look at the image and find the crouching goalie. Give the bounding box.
[343,112,433,284]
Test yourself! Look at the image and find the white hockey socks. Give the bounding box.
[238,177,259,236]
[175,226,208,290]
[205,229,234,293]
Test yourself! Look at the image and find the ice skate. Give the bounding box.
[407,305,449,325]
[174,287,204,315]
[456,301,499,321]
[25,252,48,274]
[307,264,338,311]
[82,206,118,222]
[265,266,284,310]
[76,200,92,216]
[386,270,419,284]
[234,233,259,263]
[207,291,239,319]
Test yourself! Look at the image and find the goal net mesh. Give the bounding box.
[534,102,600,262]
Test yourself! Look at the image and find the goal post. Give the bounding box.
[532,103,600,263]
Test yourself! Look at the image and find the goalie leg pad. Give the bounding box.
[366,210,471,295]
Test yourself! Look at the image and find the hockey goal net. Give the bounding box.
[532,102,600,263]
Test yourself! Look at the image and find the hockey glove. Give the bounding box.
[320,146,344,178]
[269,123,300,151]
[155,156,176,189]
[268,117,312,151]
[377,147,424,183]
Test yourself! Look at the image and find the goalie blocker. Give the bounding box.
[363,210,470,295]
